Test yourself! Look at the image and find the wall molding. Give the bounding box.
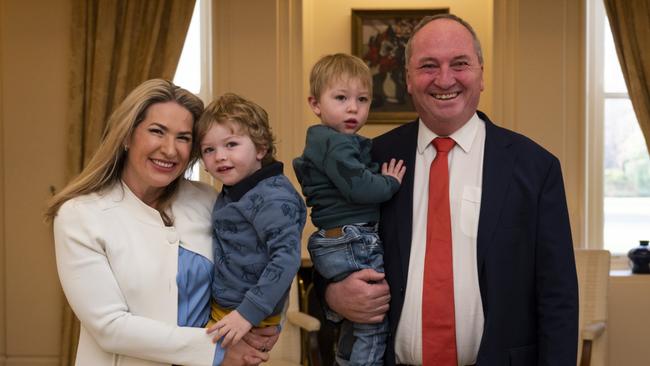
[275,0,303,174]
[1,356,58,366]
[492,0,519,131]
[0,0,7,358]
[584,0,605,250]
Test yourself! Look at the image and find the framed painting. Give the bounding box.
[351,8,448,123]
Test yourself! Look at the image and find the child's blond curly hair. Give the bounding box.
[196,93,276,166]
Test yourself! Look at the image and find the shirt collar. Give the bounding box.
[417,113,481,154]
[223,161,283,202]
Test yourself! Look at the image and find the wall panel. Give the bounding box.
[0,0,7,362]
[493,0,585,246]
[212,0,303,167]
[0,0,70,361]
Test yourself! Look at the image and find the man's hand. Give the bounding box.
[242,325,280,353]
[221,339,268,366]
[325,268,390,323]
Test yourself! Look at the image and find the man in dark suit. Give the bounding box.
[324,14,578,366]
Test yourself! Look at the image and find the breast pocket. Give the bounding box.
[460,186,481,238]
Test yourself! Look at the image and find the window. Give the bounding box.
[586,0,650,260]
[174,0,213,182]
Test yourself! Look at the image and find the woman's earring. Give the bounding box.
[124,145,129,152]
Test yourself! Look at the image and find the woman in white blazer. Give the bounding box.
[46,79,276,366]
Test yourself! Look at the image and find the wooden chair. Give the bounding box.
[264,277,321,366]
[574,249,610,366]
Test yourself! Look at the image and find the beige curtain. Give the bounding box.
[604,0,650,151]
[61,0,195,364]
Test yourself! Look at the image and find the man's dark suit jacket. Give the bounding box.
[371,112,578,366]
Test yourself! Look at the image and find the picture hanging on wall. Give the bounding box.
[351,8,449,124]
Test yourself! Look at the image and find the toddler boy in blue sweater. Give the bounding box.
[293,53,405,366]
[198,93,306,348]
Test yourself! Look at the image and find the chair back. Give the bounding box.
[265,278,302,365]
[574,249,610,366]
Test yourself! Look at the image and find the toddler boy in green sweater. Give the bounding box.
[293,53,405,366]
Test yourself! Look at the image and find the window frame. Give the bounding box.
[174,0,215,184]
[585,0,635,269]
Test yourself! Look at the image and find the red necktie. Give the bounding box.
[422,137,457,366]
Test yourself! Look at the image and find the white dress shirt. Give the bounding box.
[395,114,486,366]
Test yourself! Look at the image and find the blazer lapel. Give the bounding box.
[395,122,418,285]
[477,112,516,275]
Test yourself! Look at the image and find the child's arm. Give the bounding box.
[324,137,404,204]
[233,181,306,330]
[208,310,253,348]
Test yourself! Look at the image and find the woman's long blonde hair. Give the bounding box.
[45,79,204,224]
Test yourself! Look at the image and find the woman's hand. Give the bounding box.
[221,340,268,366]
[221,326,278,365]
[243,325,280,353]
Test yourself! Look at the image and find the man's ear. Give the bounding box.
[308,96,321,117]
[405,68,413,95]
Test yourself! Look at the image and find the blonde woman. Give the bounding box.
[46,79,277,366]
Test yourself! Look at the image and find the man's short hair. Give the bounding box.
[405,13,484,67]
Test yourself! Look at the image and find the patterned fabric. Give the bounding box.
[211,162,307,326]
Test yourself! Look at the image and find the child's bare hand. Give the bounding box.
[381,158,406,184]
[208,310,253,348]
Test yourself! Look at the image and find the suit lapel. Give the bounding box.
[477,112,516,275]
[396,122,418,285]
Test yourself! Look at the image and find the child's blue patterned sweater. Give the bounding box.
[210,162,306,326]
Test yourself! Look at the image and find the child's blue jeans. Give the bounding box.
[308,223,387,366]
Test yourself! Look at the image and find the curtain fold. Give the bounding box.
[61,1,195,364]
[604,0,650,151]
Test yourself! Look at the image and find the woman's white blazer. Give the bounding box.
[54,180,218,366]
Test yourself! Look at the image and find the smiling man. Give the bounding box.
[323,14,579,366]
